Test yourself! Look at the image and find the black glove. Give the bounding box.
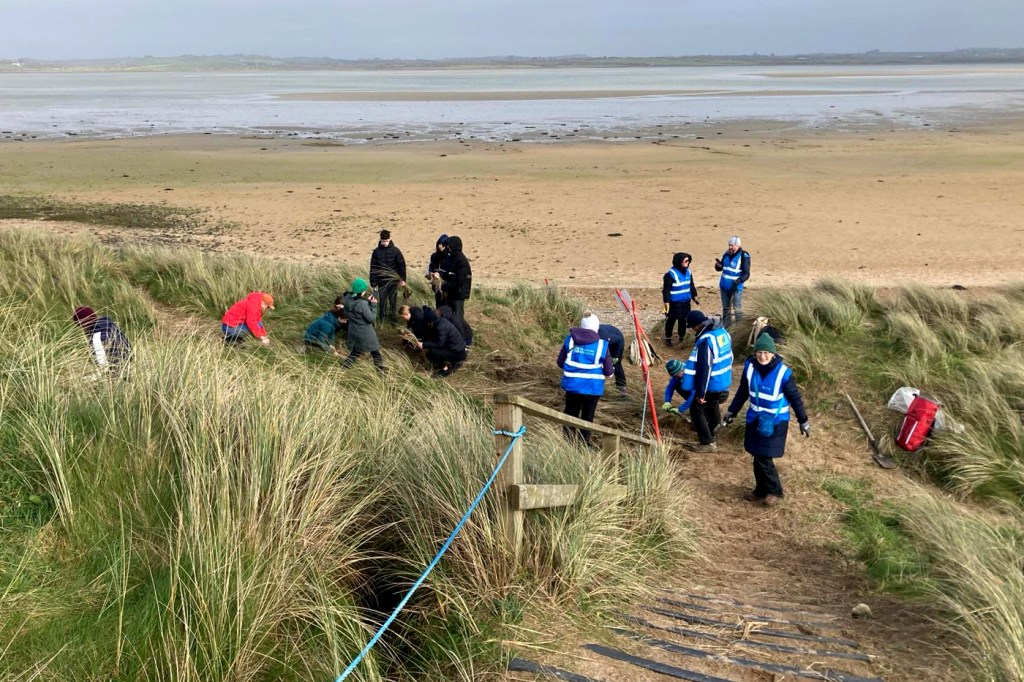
[799,421,811,438]
[722,412,735,425]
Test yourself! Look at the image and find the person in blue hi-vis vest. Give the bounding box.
[556,312,614,447]
[714,236,751,327]
[679,310,733,452]
[722,333,810,507]
[661,252,699,347]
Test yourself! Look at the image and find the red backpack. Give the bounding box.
[896,395,940,451]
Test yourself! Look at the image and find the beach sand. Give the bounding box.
[2,122,1023,290]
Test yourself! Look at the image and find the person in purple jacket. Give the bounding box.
[557,312,614,446]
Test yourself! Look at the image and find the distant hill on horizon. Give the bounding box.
[3,48,1024,72]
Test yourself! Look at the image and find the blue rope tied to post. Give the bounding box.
[334,425,527,682]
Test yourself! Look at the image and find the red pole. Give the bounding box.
[631,299,661,442]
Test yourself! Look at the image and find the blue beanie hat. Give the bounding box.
[685,310,709,328]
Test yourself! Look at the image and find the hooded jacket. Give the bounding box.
[369,241,407,286]
[423,314,466,354]
[438,305,473,346]
[427,234,449,276]
[222,292,269,338]
[439,236,472,301]
[342,292,380,352]
[304,311,347,350]
[556,328,615,376]
[662,252,697,304]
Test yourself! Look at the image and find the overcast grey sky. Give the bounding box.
[2,0,1022,60]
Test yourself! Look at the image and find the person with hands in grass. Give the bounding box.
[722,333,809,507]
[715,235,750,327]
[303,298,348,355]
[222,291,275,346]
[661,358,694,417]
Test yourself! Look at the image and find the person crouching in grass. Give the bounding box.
[342,278,384,372]
[303,298,348,355]
[71,306,132,378]
[222,291,275,346]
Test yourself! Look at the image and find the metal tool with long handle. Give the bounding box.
[844,393,896,469]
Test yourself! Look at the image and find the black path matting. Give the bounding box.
[658,597,844,631]
[507,657,604,682]
[646,606,862,649]
[582,644,737,682]
[618,613,872,663]
[666,590,838,619]
[616,629,884,682]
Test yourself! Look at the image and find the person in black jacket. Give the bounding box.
[417,308,467,376]
[426,233,449,308]
[437,235,472,320]
[662,251,698,347]
[438,305,473,349]
[598,323,627,396]
[369,229,407,323]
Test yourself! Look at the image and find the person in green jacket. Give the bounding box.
[303,299,348,355]
[342,278,384,372]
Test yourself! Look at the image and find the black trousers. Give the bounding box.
[690,390,724,445]
[664,300,692,341]
[342,349,384,372]
[426,347,467,370]
[612,356,626,389]
[563,392,600,446]
[377,283,399,321]
[752,456,784,497]
[449,298,466,320]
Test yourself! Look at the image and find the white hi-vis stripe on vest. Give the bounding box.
[563,339,606,379]
[745,361,791,417]
[722,253,743,281]
[668,268,690,297]
[683,333,733,376]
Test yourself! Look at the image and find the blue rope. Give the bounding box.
[335,425,527,682]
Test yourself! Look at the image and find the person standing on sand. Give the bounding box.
[369,229,406,323]
[222,292,274,346]
[678,311,733,452]
[662,252,698,347]
[342,278,384,372]
[71,306,132,376]
[722,333,810,507]
[426,233,449,308]
[557,312,614,447]
[437,235,472,321]
[715,236,750,327]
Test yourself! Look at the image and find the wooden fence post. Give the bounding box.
[601,434,621,481]
[494,399,524,558]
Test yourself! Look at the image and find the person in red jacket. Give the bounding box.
[222,292,275,345]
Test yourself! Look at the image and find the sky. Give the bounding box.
[2,0,1022,60]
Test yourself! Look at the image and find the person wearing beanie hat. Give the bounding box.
[369,229,406,323]
[723,333,810,506]
[661,357,694,416]
[221,291,275,346]
[715,235,751,327]
[674,311,734,452]
[71,306,132,376]
[426,233,450,308]
[416,305,468,377]
[342,278,384,372]
[557,312,615,447]
[661,252,699,347]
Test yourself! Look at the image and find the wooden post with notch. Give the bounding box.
[494,399,525,558]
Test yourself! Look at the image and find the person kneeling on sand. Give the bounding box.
[71,306,132,378]
[222,291,275,346]
[303,299,348,355]
[722,333,810,507]
[557,312,614,447]
[342,278,384,372]
[417,308,467,377]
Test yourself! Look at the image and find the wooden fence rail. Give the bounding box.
[493,394,655,556]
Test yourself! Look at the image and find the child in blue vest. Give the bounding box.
[557,312,614,447]
[723,334,810,506]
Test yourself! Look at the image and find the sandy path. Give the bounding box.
[2,124,1022,291]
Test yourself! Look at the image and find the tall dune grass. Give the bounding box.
[0,230,691,680]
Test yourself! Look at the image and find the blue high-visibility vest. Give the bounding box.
[681,327,734,393]
[561,337,609,396]
[744,359,793,424]
[719,251,746,291]
[666,267,692,303]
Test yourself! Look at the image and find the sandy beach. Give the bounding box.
[2,121,1023,290]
